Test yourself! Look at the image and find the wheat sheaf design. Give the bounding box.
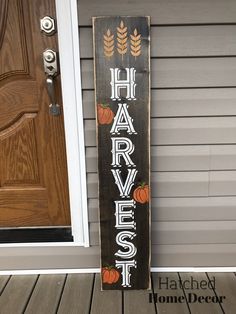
[116,20,128,59]
[104,29,114,58]
[130,28,141,59]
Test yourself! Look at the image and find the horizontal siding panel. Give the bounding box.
[0,246,101,270]
[89,223,99,246]
[86,146,210,172]
[88,197,236,223]
[81,58,236,89]
[89,221,236,245]
[80,26,236,58]
[84,121,95,146]
[151,146,209,171]
[152,244,236,267]
[2,244,236,269]
[83,89,236,119]
[2,243,236,269]
[86,147,97,173]
[210,145,236,170]
[87,174,98,198]
[84,118,236,146]
[151,117,236,145]
[87,172,209,198]
[151,89,236,117]
[87,145,236,172]
[152,221,236,245]
[88,171,236,198]
[78,0,236,25]
[209,171,236,196]
[152,172,208,197]
[83,91,95,119]
[152,197,236,221]
[88,199,99,223]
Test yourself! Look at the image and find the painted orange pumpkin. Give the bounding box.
[133,183,149,204]
[97,104,114,125]
[102,267,120,284]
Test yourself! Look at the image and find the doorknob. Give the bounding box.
[43,49,60,115]
[43,49,58,76]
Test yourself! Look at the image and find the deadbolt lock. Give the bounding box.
[40,16,56,35]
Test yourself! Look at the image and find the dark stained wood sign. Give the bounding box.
[93,16,151,290]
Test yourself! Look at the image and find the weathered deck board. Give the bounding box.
[57,273,94,314]
[0,273,235,313]
[0,275,38,314]
[153,272,190,313]
[207,272,236,313]
[123,288,156,314]
[90,274,122,314]
[179,272,223,313]
[0,275,10,294]
[24,274,66,314]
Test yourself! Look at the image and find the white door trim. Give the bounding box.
[55,0,89,246]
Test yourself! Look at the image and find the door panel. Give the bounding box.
[0,0,71,228]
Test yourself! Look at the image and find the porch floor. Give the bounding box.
[0,272,235,313]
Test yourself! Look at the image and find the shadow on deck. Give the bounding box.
[0,272,235,313]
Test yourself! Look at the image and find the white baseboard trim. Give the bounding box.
[0,267,236,276]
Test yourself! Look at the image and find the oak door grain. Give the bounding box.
[0,0,71,227]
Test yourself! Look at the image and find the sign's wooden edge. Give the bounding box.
[147,15,151,291]
[92,17,102,287]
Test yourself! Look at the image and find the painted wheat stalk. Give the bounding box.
[104,29,114,59]
[130,28,141,59]
[117,20,128,59]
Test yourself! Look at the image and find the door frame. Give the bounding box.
[0,0,89,248]
[55,0,89,247]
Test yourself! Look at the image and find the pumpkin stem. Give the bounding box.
[103,264,115,270]
[99,103,110,108]
[108,265,115,270]
[140,181,146,187]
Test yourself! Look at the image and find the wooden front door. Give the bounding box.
[0,0,71,241]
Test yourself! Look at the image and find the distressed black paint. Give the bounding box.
[93,16,150,290]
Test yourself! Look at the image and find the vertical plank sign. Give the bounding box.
[93,16,150,290]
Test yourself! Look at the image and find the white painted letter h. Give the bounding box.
[110,68,136,100]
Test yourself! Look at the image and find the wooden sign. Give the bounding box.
[93,16,151,290]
